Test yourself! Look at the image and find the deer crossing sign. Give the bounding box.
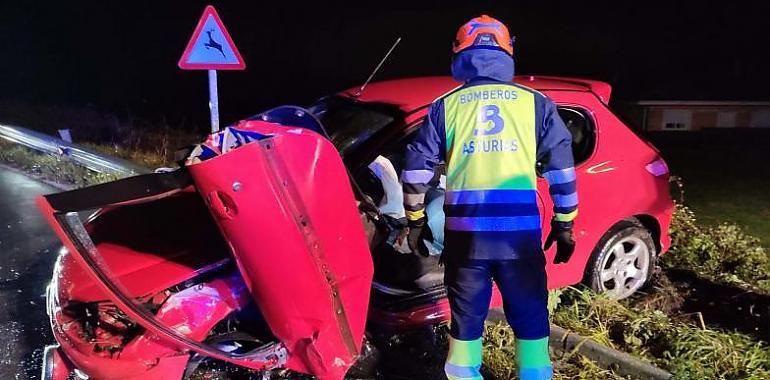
[178,5,245,70]
[179,5,245,133]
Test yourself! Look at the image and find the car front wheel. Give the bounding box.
[584,221,656,299]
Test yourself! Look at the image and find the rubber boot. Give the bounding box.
[517,337,553,380]
[445,337,484,380]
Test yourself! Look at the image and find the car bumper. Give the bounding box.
[41,343,190,380]
[41,345,73,380]
[44,254,192,380]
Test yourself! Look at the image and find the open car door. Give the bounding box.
[37,119,373,380]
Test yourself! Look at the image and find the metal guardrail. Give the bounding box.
[0,124,151,176]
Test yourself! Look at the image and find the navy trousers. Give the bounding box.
[444,256,550,340]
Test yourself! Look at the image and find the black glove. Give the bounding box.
[544,220,575,264]
[406,218,430,257]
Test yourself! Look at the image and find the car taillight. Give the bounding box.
[645,158,669,177]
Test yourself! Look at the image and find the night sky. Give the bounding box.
[1,1,769,128]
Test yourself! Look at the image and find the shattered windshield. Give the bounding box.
[308,96,403,155]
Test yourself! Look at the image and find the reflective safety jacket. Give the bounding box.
[402,50,577,260]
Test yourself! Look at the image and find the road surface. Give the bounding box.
[0,166,59,379]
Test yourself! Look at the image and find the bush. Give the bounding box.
[552,288,770,380]
[665,205,770,293]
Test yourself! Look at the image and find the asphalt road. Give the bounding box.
[0,166,60,380]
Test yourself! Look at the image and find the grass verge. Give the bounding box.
[484,320,629,380]
[0,139,119,187]
[665,204,770,294]
[483,204,770,379]
[662,145,770,249]
[484,286,770,379]
[0,100,202,169]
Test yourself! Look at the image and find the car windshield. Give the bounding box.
[308,96,402,155]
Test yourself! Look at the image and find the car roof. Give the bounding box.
[341,75,612,112]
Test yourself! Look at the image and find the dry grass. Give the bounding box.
[0,100,202,169]
[554,288,769,379]
[484,285,770,379]
[483,321,631,380]
[0,139,119,187]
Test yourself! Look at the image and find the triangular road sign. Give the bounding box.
[179,5,245,70]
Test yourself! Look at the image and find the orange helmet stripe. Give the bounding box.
[453,15,513,55]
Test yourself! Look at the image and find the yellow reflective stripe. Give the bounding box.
[406,208,425,221]
[447,337,483,367]
[554,209,578,222]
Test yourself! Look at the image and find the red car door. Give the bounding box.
[543,91,612,288]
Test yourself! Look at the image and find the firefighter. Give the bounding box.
[401,15,578,380]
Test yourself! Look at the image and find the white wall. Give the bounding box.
[716,111,737,128]
[661,109,692,131]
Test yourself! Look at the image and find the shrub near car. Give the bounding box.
[38,76,673,380]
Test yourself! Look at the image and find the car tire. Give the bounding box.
[583,220,656,299]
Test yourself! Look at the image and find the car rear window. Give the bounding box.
[558,106,596,165]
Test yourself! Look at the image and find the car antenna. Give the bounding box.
[352,37,402,98]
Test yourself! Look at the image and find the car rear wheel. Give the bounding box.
[584,221,656,299]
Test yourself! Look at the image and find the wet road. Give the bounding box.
[0,167,60,380]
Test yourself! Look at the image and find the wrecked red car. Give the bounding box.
[37,76,673,380]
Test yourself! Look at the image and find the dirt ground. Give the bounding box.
[665,269,770,342]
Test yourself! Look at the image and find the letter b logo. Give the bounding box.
[474,104,504,136]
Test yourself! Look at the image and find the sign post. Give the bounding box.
[179,5,245,133]
[208,69,219,132]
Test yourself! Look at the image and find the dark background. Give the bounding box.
[1,1,769,129]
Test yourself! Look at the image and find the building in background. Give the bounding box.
[616,101,770,132]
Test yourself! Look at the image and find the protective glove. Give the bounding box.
[406,217,430,257]
[384,216,408,247]
[544,220,575,264]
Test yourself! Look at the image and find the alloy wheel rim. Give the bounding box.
[598,235,650,299]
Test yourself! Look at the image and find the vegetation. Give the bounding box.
[483,289,632,380]
[0,101,203,186]
[78,122,200,168]
[665,205,770,293]
[483,320,629,380]
[555,288,769,379]
[662,145,770,249]
[482,204,770,380]
[0,139,119,187]
[483,286,770,379]
[0,100,201,169]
